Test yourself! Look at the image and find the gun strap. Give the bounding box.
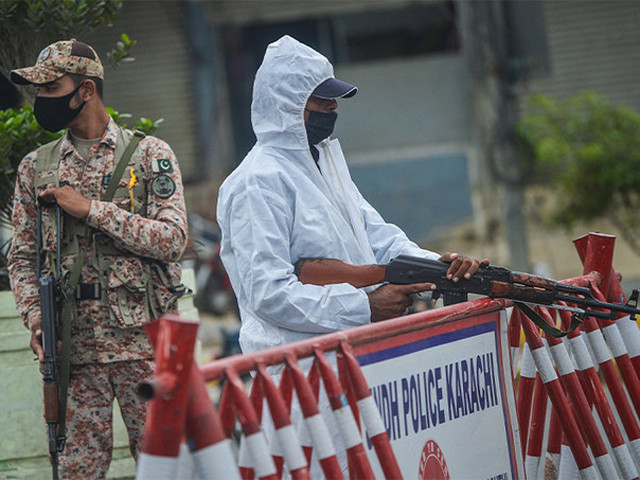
[103,130,145,202]
[514,302,583,338]
[56,131,144,440]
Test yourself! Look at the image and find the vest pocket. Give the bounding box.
[106,257,152,328]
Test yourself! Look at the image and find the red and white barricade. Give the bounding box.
[136,232,640,479]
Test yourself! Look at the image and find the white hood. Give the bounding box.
[251,35,334,151]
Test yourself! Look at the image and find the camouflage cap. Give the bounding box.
[11,39,103,86]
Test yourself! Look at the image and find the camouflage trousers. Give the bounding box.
[58,359,154,479]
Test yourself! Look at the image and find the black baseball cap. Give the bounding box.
[312,77,357,99]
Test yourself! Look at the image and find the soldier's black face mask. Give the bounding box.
[305,110,337,146]
[34,83,86,132]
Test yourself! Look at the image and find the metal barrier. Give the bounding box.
[136,297,521,479]
[136,231,640,479]
[515,232,640,480]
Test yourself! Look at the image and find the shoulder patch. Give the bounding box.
[152,158,173,173]
[151,174,176,199]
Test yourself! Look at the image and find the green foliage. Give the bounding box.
[517,92,640,250]
[106,33,136,69]
[135,116,164,135]
[0,0,123,99]
[0,0,122,34]
[106,107,164,135]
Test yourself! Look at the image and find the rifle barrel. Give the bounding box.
[554,292,640,318]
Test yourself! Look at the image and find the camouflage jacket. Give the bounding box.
[8,118,188,364]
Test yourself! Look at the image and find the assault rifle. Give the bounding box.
[294,255,640,333]
[37,199,64,480]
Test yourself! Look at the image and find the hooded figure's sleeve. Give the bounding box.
[220,182,371,334]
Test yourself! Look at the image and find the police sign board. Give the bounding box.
[355,310,523,479]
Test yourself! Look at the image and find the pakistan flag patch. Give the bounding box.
[152,158,173,173]
[151,174,176,198]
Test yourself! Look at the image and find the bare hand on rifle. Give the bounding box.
[29,318,62,363]
[368,282,436,322]
[40,185,92,219]
[29,319,45,362]
[368,252,490,322]
[439,252,490,283]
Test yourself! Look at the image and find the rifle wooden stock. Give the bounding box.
[489,281,555,305]
[43,383,59,423]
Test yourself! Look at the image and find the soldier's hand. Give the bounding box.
[30,327,44,362]
[439,252,490,283]
[368,282,435,322]
[39,185,92,219]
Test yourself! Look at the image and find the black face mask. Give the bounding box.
[34,83,85,132]
[306,110,337,146]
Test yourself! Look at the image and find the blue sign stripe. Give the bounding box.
[357,321,496,366]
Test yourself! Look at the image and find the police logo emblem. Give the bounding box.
[151,174,176,198]
[418,439,450,480]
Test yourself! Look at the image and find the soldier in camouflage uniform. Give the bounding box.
[7,39,188,479]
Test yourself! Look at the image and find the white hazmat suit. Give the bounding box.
[217,35,440,354]
[217,36,443,476]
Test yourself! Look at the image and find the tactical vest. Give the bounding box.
[34,127,187,328]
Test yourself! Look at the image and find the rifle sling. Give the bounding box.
[57,131,144,442]
[514,302,582,338]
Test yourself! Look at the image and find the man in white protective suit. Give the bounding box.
[216,35,489,475]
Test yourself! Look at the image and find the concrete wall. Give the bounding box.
[334,53,474,244]
[336,53,471,153]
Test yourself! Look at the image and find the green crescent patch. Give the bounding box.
[151,174,176,198]
[152,158,173,173]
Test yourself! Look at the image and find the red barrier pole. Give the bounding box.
[314,348,375,479]
[546,409,561,473]
[340,342,404,479]
[516,340,536,459]
[609,272,640,378]
[559,307,640,475]
[225,367,279,480]
[537,307,619,479]
[589,284,640,416]
[524,373,548,479]
[256,363,310,479]
[508,307,522,376]
[184,364,241,479]
[136,315,199,480]
[574,234,640,472]
[518,308,598,479]
[285,354,345,479]
[575,232,640,376]
[575,234,640,416]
